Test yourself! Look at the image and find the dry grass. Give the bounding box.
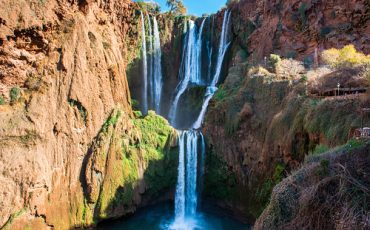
[255,141,370,230]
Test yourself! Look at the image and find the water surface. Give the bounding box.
[97,203,248,230]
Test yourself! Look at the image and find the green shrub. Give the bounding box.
[312,144,329,155]
[213,87,227,103]
[269,54,281,70]
[131,99,140,111]
[0,95,5,105]
[300,75,308,82]
[10,87,21,103]
[273,163,286,183]
[320,26,332,38]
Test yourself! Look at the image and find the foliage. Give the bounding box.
[68,99,88,123]
[136,0,161,13]
[132,111,177,196]
[213,87,227,103]
[0,95,5,105]
[9,87,20,103]
[131,98,140,111]
[203,151,237,200]
[269,54,281,69]
[226,0,240,6]
[319,26,332,38]
[304,99,361,145]
[291,2,308,31]
[322,45,370,68]
[1,208,27,230]
[256,163,286,214]
[166,0,187,16]
[312,144,330,155]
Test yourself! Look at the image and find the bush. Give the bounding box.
[0,95,4,105]
[10,87,20,103]
[322,45,370,68]
[312,144,329,155]
[269,54,281,70]
[226,0,240,6]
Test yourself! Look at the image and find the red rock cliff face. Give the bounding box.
[202,0,369,223]
[230,0,370,61]
[0,0,143,229]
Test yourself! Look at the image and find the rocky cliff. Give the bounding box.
[202,0,370,223]
[0,0,178,229]
[230,0,370,62]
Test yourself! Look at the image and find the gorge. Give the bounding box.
[0,0,369,230]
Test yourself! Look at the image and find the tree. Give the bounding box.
[166,0,187,15]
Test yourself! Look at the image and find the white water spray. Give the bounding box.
[168,20,207,126]
[173,130,203,228]
[192,10,232,129]
[153,17,163,113]
[140,12,148,114]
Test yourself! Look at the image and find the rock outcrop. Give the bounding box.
[230,0,370,62]
[0,0,178,229]
[201,0,370,223]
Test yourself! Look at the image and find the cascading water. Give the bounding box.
[153,17,163,114]
[211,10,232,87]
[192,10,232,129]
[137,11,234,230]
[140,12,148,114]
[147,14,154,109]
[173,130,203,229]
[168,19,205,127]
[171,11,232,229]
[144,14,163,115]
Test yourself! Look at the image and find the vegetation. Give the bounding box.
[0,95,5,105]
[322,45,370,68]
[136,0,161,13]
[258,141,369,229]
[68,99,88,123]
[312,144,329,155]
[92,109,177,220]
[166,0,187,16]
[203,151,237,200]
[9,87,20,103]
[269,54,281,71]
[1,208,27,230]
[226,0,240,6]
[256,163,286,214]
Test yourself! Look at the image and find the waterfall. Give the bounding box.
[153,17,163,114]
[192,10,232,129]
[168,21,197,126]
[174,131,186,220]
[173,130,202,226]
[168,19,206,126]
[193,19,206,85]
[192,86,217,129]
[147,14,154,109]
[211,10,231,87]
[140,12,148,114]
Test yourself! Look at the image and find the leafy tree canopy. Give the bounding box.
[166,0,187,15]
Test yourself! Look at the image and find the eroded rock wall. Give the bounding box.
[0,0,178,229]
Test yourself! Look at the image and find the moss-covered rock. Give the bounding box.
[84,108,178,224]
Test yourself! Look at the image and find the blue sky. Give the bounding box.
[137,0,226,16]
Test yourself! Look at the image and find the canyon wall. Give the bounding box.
[202,0,370,223]
[0,0,178,229]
